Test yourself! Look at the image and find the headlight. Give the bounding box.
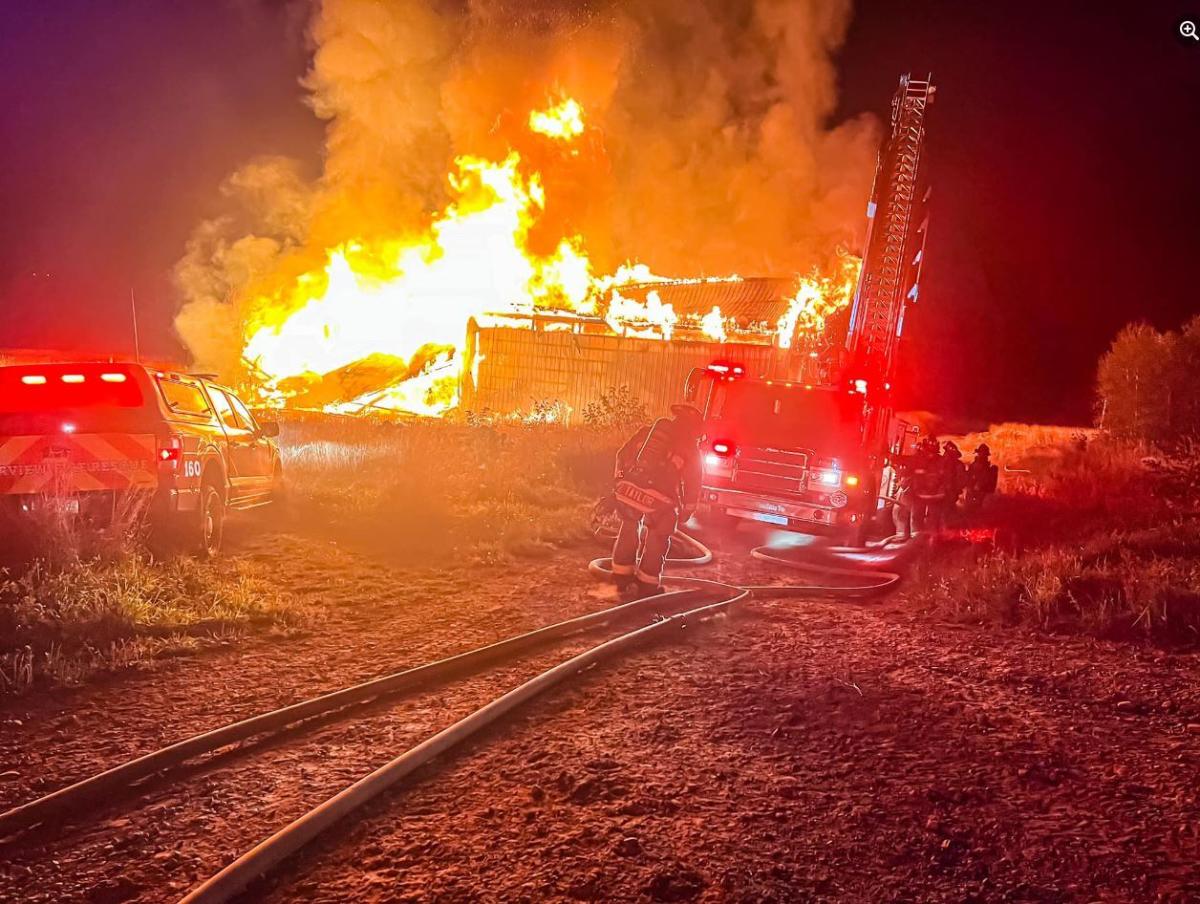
[815,469,841,487]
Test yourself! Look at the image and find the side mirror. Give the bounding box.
[260,419,281,438]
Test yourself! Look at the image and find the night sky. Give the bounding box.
[2,0,1198,424]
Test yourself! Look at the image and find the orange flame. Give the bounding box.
[239,96,861,416]
[776,254,862,349]
[528,96,585,141]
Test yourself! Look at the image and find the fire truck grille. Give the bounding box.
[732,447,809,496]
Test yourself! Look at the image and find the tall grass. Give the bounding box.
[909,426,1200,645]
[0,487,307,694]
[278,411,621,562]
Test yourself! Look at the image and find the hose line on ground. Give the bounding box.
[588,527,904,600]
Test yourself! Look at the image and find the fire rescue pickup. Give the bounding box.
[0,362,283,556]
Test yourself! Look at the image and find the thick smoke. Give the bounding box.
[175,0,879,373]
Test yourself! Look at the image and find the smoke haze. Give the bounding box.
[175,0,879,375]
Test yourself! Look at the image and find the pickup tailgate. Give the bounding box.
[0,433,158,495]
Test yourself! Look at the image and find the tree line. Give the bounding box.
[1097,316,1200,443]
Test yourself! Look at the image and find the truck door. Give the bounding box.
[205,386,268,498]
[226,391,274,490]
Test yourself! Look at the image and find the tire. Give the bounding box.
[269,462,288,506]
[196,482,225,559]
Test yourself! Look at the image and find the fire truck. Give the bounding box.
[686,74,935,545]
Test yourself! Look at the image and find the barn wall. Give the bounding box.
[461,323,787,422]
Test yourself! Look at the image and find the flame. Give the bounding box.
[244,150,593,410]
[700,306,730,343]
[529,97,585,141]
[239,95,863,417]
[606,289,678,340]
[776,254,862,350]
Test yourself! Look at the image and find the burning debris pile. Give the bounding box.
[174,0,878,417]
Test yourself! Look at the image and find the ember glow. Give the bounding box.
[238,97,862,416]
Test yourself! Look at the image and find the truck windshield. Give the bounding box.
[0,365,154,434]
[708,382,865,456]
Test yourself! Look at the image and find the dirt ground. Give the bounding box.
[1,518,1199,903]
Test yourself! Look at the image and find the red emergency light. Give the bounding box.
[706,361,745,378]
[711,440,735,456]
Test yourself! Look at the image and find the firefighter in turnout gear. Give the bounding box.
[964,443,999,511]
[910,435,946,531]
[941,440,967,519]
[610,403,704,598]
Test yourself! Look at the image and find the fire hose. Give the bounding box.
[0,515,908,904]
[587,492,908,600]
[587,521,905,602]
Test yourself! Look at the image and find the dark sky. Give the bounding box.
[2,0,1198,424]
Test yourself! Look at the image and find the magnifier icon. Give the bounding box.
[1183,20,1199,40]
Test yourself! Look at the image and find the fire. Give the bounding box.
[606,289,678,340]
[776,254,863,349]
[243,150,595,407]
[528,97,585,141]
[239,94,862,417]
[700,306,730,343]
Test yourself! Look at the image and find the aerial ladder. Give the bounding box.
[845,73,936,455]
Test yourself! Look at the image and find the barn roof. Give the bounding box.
[611,276,796,325]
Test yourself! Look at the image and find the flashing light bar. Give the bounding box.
[61,374,85,384]
[100,373,127,383]
[21,375,47,385]
[706,361,746,377]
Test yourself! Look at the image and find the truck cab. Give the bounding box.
[686,362,915,544]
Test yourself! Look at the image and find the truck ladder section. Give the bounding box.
[847,74,935,388]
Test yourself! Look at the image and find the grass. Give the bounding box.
[277,410,622,563]
[0,406,624,694]
[0,555,308,693]
[905,425,1200,645]
[0,490,309,695]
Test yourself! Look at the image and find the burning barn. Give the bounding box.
[460,277,846,422]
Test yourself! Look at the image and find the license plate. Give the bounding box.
[36,498,80,515]
[728,508,788,526]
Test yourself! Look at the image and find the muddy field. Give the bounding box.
[1,515,1199,903]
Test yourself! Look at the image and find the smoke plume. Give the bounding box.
[175,0,879,374]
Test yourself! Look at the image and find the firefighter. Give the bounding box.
[941,440,967,519]
[610,403,704,598]
[911,435,945,532]
[890,456,917,542]
[964,443,999,511]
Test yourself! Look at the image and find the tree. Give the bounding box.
[1096,323,1177,441]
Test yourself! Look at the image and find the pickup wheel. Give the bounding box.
[196,482,225,559]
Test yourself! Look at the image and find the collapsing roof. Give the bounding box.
[613,277,796,329]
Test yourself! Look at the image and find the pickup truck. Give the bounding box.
[0,362,283,556]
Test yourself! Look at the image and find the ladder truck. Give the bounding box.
[688,73,936,545]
